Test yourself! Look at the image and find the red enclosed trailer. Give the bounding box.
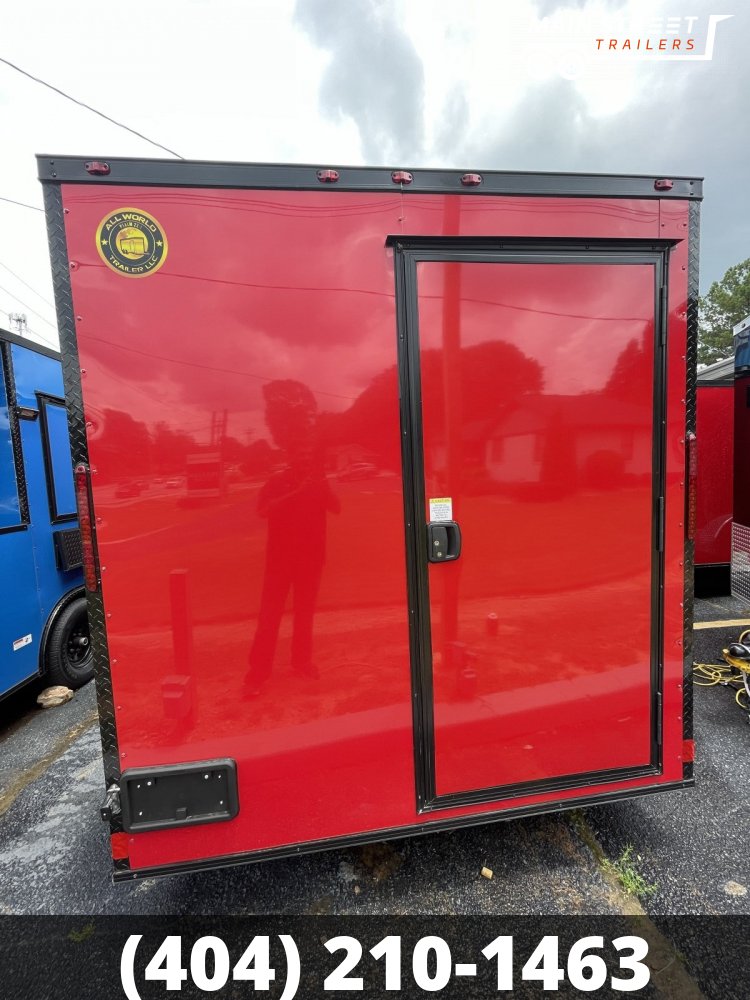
[695,357,733,594]
[39,157,700,880]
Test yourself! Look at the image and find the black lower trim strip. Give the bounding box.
[425,764,659,812]
[114,777,692,881]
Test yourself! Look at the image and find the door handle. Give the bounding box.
[427,521,462,563]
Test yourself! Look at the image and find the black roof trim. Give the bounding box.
[0,327,60,360]
[36,155,703,200]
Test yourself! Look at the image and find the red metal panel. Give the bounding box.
[695,386,733,565]
[733,375,750,529]
[58,184,689,872]
[398,194,659,240]
[63,186,417,870]
[416,260,656,796]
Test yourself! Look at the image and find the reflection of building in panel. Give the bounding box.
[185,451,225,499]
[483,395,650,490]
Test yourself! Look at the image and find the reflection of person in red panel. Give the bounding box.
[244,380,339,697]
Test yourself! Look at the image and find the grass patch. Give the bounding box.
[602,845,657,898]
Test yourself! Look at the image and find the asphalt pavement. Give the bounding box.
[0,597,747,917]
[587,595,750,916]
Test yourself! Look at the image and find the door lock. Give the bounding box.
[427,521,462,562]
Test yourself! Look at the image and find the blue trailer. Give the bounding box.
[0,327,92,699]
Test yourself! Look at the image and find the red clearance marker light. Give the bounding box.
[74,463,98,592]
[687,431,698,541]
[316,169,340,183]
[392,170,413,184]
[461,173,482,186]
[654,178,674,191]
[85,161,111,176]
[682,739,695,763]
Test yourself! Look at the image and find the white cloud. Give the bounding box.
[0,0,358,348]
[0,0,744,352]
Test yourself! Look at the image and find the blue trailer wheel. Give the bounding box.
[44,596,93,688]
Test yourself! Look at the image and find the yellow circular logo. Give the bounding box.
[96,207,168,277]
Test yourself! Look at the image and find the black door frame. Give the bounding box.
[392,236,672,813]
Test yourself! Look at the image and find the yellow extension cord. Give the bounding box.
[693,628,750,711]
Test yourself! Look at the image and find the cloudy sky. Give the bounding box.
[0,0,746,352]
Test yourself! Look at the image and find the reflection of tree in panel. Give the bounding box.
[95,409,153,483]
[152,421,194,476]
[327,340,543,475]
[420,338,544,442]
[484,332,653,499]
[605,337,649,396]
[242,438,277,477]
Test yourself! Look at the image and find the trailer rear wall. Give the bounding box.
[39,158,700,879]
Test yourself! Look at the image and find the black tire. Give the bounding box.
[45,596,94,688]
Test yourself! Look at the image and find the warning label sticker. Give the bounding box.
[13,634,32,652]
[429,497,453,522]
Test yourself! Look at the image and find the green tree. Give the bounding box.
[698,258,750,365]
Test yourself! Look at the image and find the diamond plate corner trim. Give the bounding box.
[731,522,750,606]
[41,183,125,842]
[683,200,699,750]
